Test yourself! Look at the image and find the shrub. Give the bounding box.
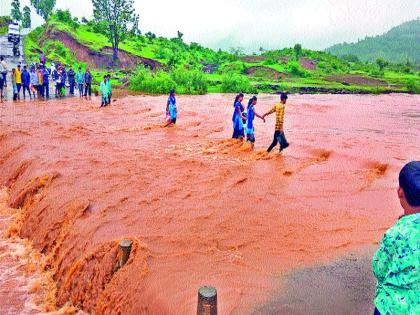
[53,9,79,29]
[221,73,255,93]
[285,61,309,77]
[129,66,176,94]
[129,66,208,95]
[405,78,420,93]
[171,68,208,94]
[263,58,278,66]
[341,54,360,63]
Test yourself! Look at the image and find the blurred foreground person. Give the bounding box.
[372,161,420,315]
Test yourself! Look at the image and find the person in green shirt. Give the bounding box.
[76,67,84,98]
[106,74,112,101]
[99,76,110,108]
[372,161,420,315]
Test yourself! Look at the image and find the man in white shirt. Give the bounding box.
[0,56,8,87]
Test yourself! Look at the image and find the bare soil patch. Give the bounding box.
[326,74,389,86]
[246,66,287,79]
[241,55,267,63]
[299,57,317,70]
[42,29,161,70]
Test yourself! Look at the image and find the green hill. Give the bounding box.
[326,19,420,64]
[23,10,419,95]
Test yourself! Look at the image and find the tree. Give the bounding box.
[230,47,244,57]
[30,0,41,14]
[293,44,302,60]
[145,32,156,40]
[30,0,56,20]
[376,58,388,71]
[91,0,140,63]
[130,14,140,35]
[177,30,184,41]
[22,6,31,28]
[11,0,22,21]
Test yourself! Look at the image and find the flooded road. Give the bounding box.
[0,93,419,314]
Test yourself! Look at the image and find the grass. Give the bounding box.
[0,16,11,36]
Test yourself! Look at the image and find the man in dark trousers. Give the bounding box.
[84,68,92,99]
[42,65,50,99]
[21,65,31,99]
[67,66,76,95]
[263,92,290,153]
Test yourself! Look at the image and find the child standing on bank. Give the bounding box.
[263,92,290,153]
[165,89,177,126]
[100,76,110,107]
[246,96,265,148]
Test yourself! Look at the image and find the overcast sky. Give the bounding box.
[3,0,419,52]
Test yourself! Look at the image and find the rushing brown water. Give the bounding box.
[0,93,419,314]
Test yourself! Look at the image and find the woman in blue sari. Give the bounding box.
[166,89,177,126]
[232,93,246,139]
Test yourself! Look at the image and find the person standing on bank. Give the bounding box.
[263,92,290,153]
[42,65,50,99]
[106,74,112,101]
[76,67,84,98]
[37,65,44,98]
[0,67,4,100]
[232,93,246,139]
[84,68,92,99]
[372,161,420,315]
[29,67,38,99]
[11,68,18,101]
[15,64,22,100]
[0,56,8,87]
[100,75,110,107]
[21,65,31,100]
[67,67,76,95]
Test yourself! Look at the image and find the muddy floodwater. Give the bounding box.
[0,93,419,314]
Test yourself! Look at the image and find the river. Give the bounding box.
[0,93,419,314]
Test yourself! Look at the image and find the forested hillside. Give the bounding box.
[327,19,420,64]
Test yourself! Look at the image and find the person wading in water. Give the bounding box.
[263,92,290,153]
[232,93,247,140]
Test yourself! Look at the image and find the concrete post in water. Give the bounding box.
[197,286,217,315]
[115,239,132,271]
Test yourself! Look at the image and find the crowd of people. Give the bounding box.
[0,55,112,108]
